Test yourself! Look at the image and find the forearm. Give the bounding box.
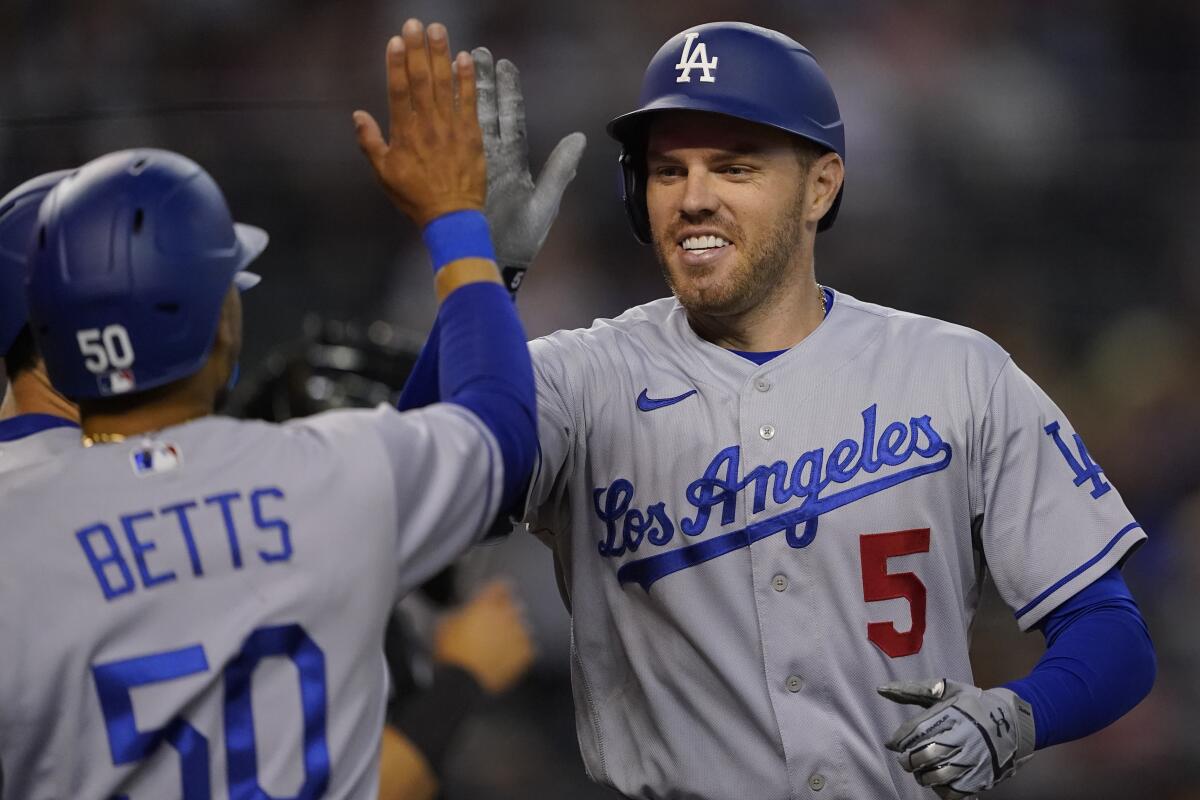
[424,211,537,509]
[397,316,440,411]
[1004,571,1156,749]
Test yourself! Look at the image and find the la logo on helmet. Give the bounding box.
[675,32,718,83]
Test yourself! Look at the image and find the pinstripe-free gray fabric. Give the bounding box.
[525,289,1143,800]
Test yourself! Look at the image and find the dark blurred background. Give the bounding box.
[4,1,1198,798]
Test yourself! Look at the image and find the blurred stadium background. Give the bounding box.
[3,1,1198,798]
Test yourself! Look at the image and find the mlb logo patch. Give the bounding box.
[131,442,182,476]
[98,369,136,395]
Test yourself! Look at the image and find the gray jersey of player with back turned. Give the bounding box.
[0,424,80,476]
[524,288,1144,800]
[0,403,502,800]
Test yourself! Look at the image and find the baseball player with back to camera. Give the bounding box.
[399,21,1157,800]
[0,19,538,799]
[0,184,533,800]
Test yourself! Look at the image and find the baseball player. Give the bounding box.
[0,18,536,799]
[400,22,1156,800]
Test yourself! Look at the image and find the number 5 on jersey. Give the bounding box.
[860,529,930,658]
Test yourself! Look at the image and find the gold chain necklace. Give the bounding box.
[81,431,128,447]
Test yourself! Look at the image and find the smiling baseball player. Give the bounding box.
[399,21,1157,800]
[0,19,536,799]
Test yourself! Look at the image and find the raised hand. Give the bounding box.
[354,19,485,227]
[473,47,586,291]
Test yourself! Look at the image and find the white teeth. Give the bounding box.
[681,235,730,251]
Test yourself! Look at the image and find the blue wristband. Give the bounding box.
[421,210,495,273]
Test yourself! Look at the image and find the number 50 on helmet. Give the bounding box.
[26,149,265,399]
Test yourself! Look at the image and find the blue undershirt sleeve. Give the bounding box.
[401,210,536,511]
[437,281,536,512]
[1004,566,1155,750]
[397,315,441,412]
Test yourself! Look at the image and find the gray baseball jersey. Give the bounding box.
[0,404,501,800]
[0,416,80,476]
[525,289,1143,800]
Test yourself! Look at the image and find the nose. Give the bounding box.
[679,169,719,219]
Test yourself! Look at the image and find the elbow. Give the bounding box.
[1133,624,1157,705]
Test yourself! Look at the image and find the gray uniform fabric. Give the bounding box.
[525,289,1143,800]
[0,405,501,799]
[0,425,79,476]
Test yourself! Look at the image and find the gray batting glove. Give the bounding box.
[879,678,1036,800]
[472,46,587,294]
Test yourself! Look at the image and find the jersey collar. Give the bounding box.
[0,413,80,443]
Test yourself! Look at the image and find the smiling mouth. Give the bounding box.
[680,234,731,255]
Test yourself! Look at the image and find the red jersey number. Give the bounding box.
[860,528,930,658]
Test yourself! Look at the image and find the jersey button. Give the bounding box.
[808,773,826,792]
[759,424,775,440]
[771,574,788,592]
[786,675,803,693]
[755,378,771,392]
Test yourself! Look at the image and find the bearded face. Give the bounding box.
[644,112,813,318]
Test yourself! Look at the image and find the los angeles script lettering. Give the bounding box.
[593,404,952,558]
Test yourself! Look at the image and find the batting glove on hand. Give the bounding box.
[878,678,1035,800]
[472,47,586,294]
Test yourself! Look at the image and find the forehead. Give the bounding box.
[645,111,794,156]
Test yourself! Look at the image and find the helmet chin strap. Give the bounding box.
[226,362,240,392]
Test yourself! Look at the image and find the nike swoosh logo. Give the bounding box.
[636,388,698,412]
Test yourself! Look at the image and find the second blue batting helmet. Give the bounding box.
[27,149,266,399]
[608,22,846,243]
[0,170,73,357]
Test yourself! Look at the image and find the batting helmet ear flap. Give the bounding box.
[618,148,652,245]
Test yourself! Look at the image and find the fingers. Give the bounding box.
[455,52,478,129]
[402,19,434,115]
[533,131,587,211]
[426,22,454,116]
[898,741,961,773]
[473,47,499,141]
[385,36,410,136]
[915,760,971,789]
[352,110,386,166]
[496,58,528,160]
[877,678,946,708]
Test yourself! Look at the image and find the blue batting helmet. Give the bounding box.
[27,149,266,399]
[608,21,846,243]
[0,170,73,357]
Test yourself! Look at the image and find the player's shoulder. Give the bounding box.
[530,296,681,358]
[834,289,1011,368]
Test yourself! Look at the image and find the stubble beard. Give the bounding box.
[654,191,807,318]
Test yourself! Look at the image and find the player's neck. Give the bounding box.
[0,364,79,423]
[686,279,826,352]
[79,371,216,442]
